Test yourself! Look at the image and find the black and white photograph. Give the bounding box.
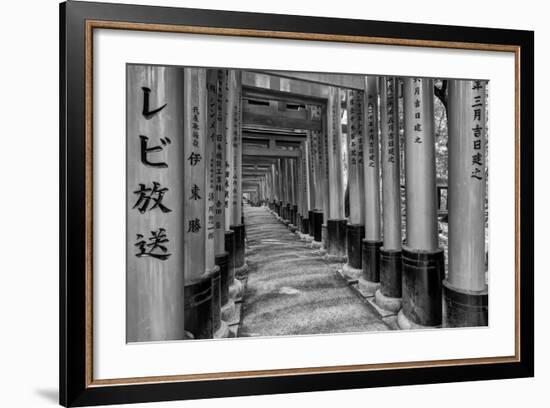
[126,65,489,342]
[0,0,539,406]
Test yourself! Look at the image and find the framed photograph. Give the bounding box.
[60,1,534,406]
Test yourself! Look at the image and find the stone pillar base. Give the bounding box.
[375,288,402,313]
[397,309,440,330]
[309,240,323,249]
[443,280,488,327]
[402,246,445,327]
[296,232,310,241]
[234,263,249,279]
[342,263,363,281]
[324,254,347,263]
[228,277,244,300]
[358,278,380,296]
[184,272,214,339]
[214,320,230,339]
[221,299,236,322]
[346,224,365,270]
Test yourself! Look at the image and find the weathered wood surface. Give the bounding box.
[403,77,438,251]
[126,65,186,342]
[447,80,487,291]
[364,76,382,241]
[380,77,401,249]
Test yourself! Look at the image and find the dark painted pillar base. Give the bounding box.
[327,219,347,261]
[210,266,222,332]
[321,225,328,251]
[346,224,365,270]
[279,201,283,217]
[216,251,236,323]
[230,224,246,266]
[362,240,383,282]
[301,218,310,235]
[308,210,314,237]
[184,272,214,339]
[225,229,243,300]
[379,248,402,299]
[292,205,298,226]
[215,252,230,307]
[230,224,248,280]
[288,204,294,225]
[443,280,488,328]
[313,210,324,242]
[224,230,235,270]
[400,246,445,328]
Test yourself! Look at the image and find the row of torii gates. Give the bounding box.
[126,66,488,343]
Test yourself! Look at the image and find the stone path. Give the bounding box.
[238,205,390,337]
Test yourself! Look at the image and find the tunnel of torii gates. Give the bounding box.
[127,66,488,342]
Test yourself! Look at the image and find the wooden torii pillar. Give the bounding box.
[228,71,248,280]
[296,139,311,235]
[399,77,445,329]
[306,131,317,240]
[343,89,366,280]
[281,158,289,221]
[126,65,188,342]
[301,140,311,234]
[375,76,403,312]
[181,68,219,339]
[289,158,299,229]
[361,76,383,294]
[286,158,293,223]
[207,69,235,336]
[225,70,244,302]
[318,105,331,251]
[274,163,279,208]
[277,158,284,217]
[444,80,488,327]
[325,87,347,262]
[309,128,325,244]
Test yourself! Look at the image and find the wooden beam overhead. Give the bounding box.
[243,110,322,132]
[243,146,300,158]
[262,70,366,91]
